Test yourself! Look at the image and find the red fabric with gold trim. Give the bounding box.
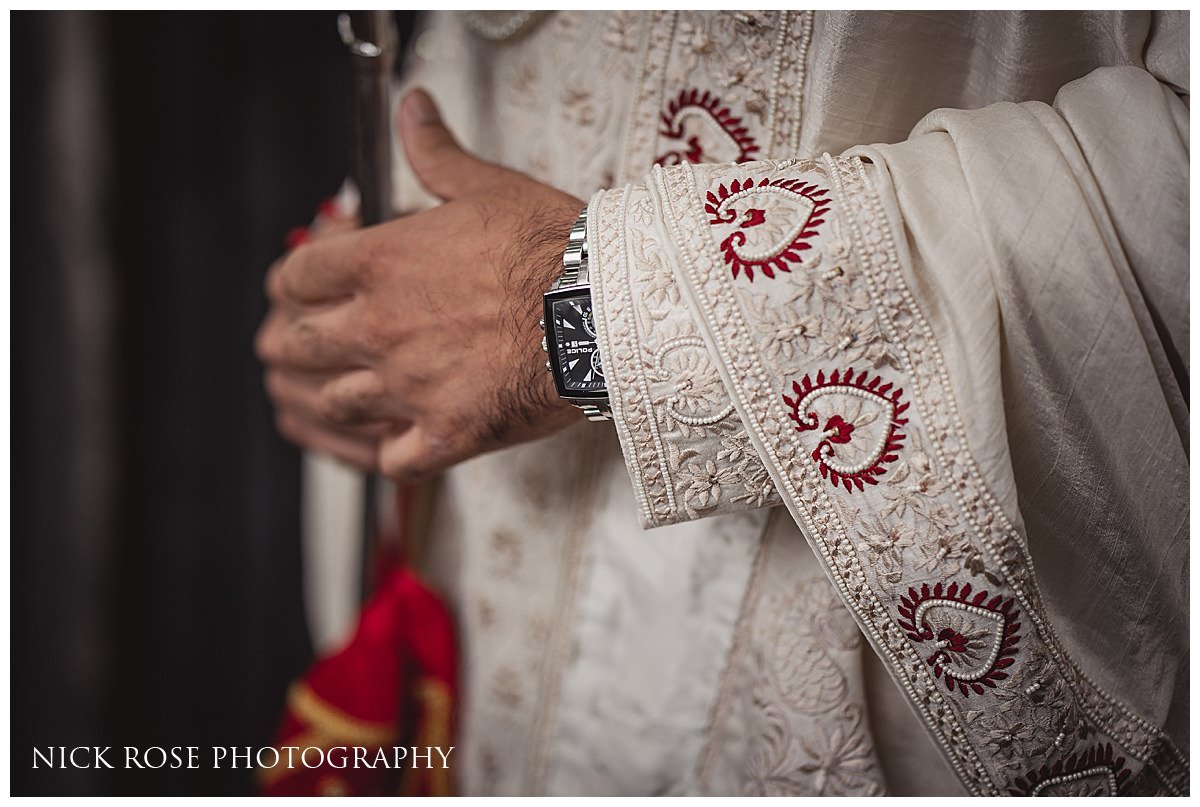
[261,485,456,797]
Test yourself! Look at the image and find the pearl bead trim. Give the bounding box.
[798,384,893,475]
[835,157,1184,791]
[1029,766,1117,797]
[912,599,1006,682]
[713,186,816,262]
[654,336,736,427]
[462,10,539,42]
[632,153,1186,793]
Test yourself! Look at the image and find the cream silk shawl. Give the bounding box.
[390,11,1188,796]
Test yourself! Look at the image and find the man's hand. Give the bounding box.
[256,90,584,481]
[258,201,390,472]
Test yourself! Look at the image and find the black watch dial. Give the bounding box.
[550,296,605,393]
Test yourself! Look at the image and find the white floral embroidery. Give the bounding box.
[740,574,886,796]
[855,517,915,591]
[677,454,741,515]
[580,12,1183,796]
[650,337,735,430]
[608,155,1190,795]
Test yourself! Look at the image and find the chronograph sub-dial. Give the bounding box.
[549,296,606,394]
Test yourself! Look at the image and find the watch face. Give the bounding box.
[548,295,606,394]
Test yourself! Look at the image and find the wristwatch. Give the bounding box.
[541,206,612,421]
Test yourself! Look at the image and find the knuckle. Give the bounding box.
[424,418,470,465]
[321,373,388,426]
[254,319,282,363]
[317,383,369,425]
[314,387,345,424]
[282,319,324,365]
[420,421,454,456]
[348,234,385,285]
[359,312,398,355]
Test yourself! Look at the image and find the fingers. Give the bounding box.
[278,230,362,305]
[266,368,397,434]
[259,195,390,470]
[274,408,380,472]
[257,305,364,373]
[265,199,359,304]
[378,427,441,482]
[398,89,507,201]
[265,366,400,471]
[317,370,392,427]
[378,424,469,483]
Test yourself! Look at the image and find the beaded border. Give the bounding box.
[835,156,1187,793]
[650,159,995,794]
[1011,742,1131,797]
[588,186,677,525]
[649,155,1188,794]
[784,368,908,491]
[897,581,1021,696]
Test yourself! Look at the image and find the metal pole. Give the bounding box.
[339,12,397,227]
[339,11,398,601]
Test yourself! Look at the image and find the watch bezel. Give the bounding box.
[543,286,608,401]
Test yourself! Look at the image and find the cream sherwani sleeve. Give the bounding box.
[380,10,1187,796]
[588,59,1188,796]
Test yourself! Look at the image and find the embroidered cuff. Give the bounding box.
[637,154,1187,795]
[588,184,781,530]
[590,154,1186,795]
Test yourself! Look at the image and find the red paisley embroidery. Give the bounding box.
[783,368,907,491]
[655,88,760,166]
[1010,743,1131,796]
[896,581,1021,697]
[705,177,830,281]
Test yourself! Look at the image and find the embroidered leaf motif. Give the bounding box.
[706,177,832,281]
[896,580,1021,697]
[1009,742,1130,796]
[784,367,908,491]
[655,88,760,166]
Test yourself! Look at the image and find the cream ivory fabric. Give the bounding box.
[390,11,1188,796]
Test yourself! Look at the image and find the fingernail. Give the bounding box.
[406,90,440,125]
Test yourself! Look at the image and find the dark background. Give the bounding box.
[12,11,412,795]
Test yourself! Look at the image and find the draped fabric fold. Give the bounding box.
[588,64,1188,795]
[383,10,1186,795]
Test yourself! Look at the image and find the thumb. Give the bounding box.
[379,425,456,483]
[399,89,504,201]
